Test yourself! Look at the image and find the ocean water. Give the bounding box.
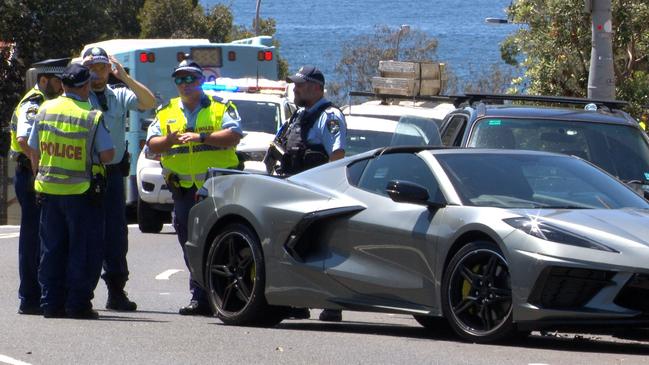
[204,0,517,84]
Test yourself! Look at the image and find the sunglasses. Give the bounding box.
[174,75,200,85]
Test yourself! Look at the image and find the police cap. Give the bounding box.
[60,63,91,87]
[172,57,203,77]
[82,47,110,65]
[286,65,325,86]
[31,58,70,77]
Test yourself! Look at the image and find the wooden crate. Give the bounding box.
[371,77,419,96]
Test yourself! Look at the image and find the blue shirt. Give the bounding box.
[88,85,139,165]
[304,98,346,155]
[28,93,114,163]
[146,93,243,142]
[16,85,45,139]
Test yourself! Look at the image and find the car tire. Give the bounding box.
[137,198,164,233]
[441,241,515,343]
[205,223,286,327]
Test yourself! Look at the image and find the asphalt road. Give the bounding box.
[1,224,649,365]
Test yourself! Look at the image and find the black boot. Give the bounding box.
[105,279,137,311]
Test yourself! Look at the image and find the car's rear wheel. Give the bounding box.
[205,223,285,327]
[137,198,164,233]
[441,241,514,343]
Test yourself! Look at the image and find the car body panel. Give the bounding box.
[186,148,649,331]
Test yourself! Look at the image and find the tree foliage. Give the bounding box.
[330,26,439,103]
[502,0,649,116]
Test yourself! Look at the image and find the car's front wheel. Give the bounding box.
[205,223,285,327]
[441,241,514,343]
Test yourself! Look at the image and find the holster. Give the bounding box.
[87,173,107,204]
[263,142,285,175]
[118,151,131,177]
[15,153,32,173]
[164,172,183,199]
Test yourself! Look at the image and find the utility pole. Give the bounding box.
[254,0,262,36]
[586,0,615,100]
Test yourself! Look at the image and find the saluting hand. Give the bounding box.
[109,55,129,81]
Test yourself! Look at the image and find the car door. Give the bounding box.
[440,113,469,146]
[322,152,446,309]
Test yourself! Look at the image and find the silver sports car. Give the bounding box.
[185,147,649,343]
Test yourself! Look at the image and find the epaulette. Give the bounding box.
[156,100,170,111]
[209,94,225,104]
[24,93,44,105]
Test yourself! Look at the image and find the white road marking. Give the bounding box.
[159,292,170,295]
[0,225,20,230]
[127,223,173,228]
[0,233,20,239]
[0,354,32,365]
[155,269,183,280]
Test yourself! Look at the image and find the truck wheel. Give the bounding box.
[138,198,164,233]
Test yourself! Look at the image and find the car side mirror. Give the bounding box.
[386,180,446,209]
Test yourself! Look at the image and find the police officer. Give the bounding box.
[271,65,347,322]
[28,63,115,319]
[9,58,68,315]
[82,47,156,311]
[146,58,242,315]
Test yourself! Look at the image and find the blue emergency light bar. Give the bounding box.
[201,83,240,92]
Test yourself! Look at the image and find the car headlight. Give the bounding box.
[503,217,618,253]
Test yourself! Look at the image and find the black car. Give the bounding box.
[437,94,649,198]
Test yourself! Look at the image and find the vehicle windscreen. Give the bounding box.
[467,118,649,183]
[230,100,280,134]
[390,115,442,146]
[436,153,649,209]
[346,130,394,156]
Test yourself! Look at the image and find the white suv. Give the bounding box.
[136,85,295,233]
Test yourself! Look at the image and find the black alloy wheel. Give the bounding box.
[205,223,285,327]
[441,241,514,343]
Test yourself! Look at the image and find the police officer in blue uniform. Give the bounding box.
[10,58,68,315]
[82,47,156,311]
[267,65,347,322]
[28,63,115,319]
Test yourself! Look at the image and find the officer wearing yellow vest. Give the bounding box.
[9,58,67,315]
[27,63,115,319]
[146,58,242,315]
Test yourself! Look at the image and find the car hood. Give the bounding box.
[511,208,649,248]
[237,131,275,152]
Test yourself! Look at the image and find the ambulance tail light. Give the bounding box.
[228,51,236,61]
[257,51,273,61]
[139,52,155,63]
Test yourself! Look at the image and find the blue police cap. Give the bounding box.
[172,57,203,77]
[60,63,91,87]
[82,47,110,65]
[287,65,325,86]
[31,58,70,77]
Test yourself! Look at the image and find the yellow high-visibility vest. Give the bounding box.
[10,87,45,154]
[34,96,103,195]
[157,96,239,189]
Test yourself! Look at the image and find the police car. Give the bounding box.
[136,79,295,233]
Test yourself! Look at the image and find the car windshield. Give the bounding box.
[230,100,281,134]
[346,129,394,155]
[467,118,649,183]
[436,153,649,209]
